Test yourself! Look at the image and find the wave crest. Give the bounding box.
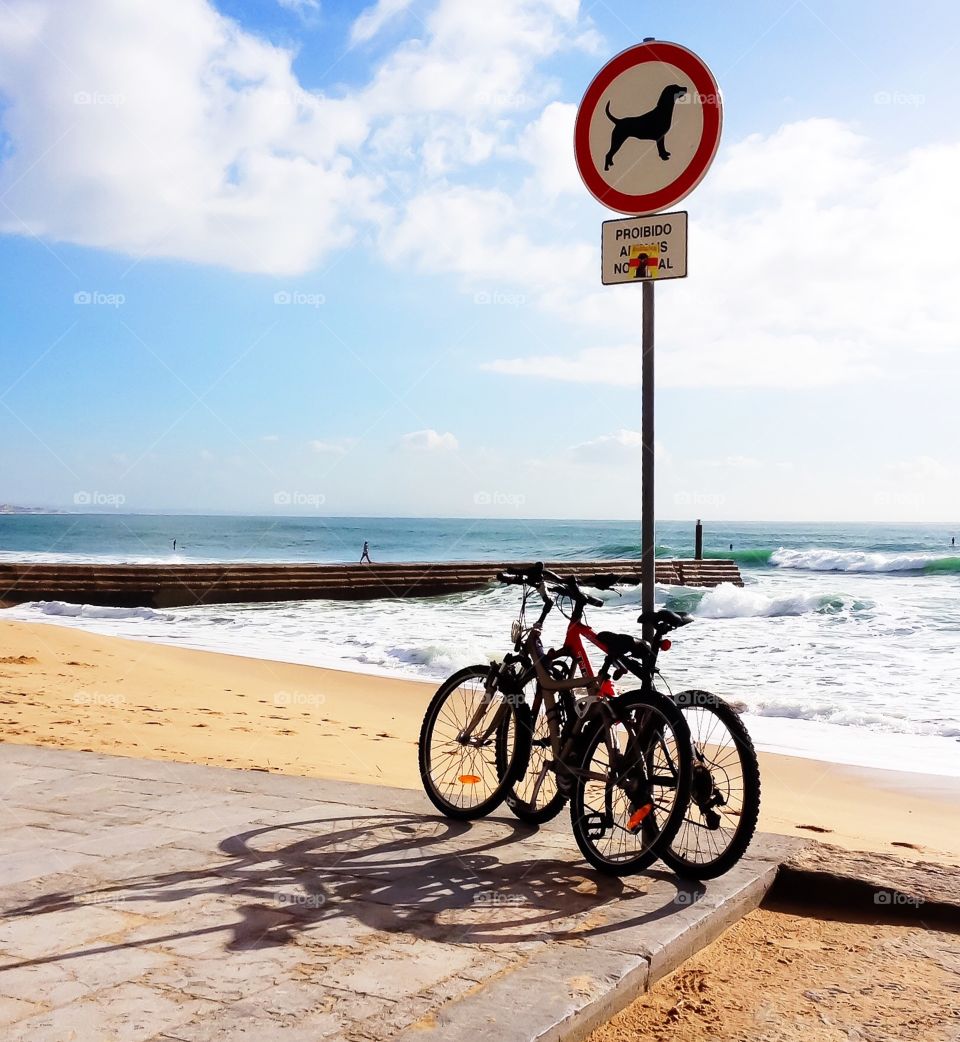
[770,548,960,574]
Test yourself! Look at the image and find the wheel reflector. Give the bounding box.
[458,775,481,785]
[627,802,653,833]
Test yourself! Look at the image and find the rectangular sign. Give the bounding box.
[601,210,688,285]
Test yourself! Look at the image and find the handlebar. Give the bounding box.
[496,563,605,608]
[548,583,603,608]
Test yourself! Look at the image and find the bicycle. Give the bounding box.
[499,574,762,879]
[419,563,693,875]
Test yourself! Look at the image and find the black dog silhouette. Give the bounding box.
[604,84,688,170]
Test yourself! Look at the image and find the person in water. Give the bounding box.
[360,541,372,563]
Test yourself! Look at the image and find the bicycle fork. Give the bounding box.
[456,661,509,747]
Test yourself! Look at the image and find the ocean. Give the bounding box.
[2,514,959,776]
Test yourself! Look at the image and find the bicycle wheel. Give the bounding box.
[569,690,691,876]
[657,690,761,879]
[500,687,571,825]
[497,666,571,826]
[419,665,532,820]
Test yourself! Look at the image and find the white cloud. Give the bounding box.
[306,439,343,456]
[276,0,321,18]
[517,101,581,198]
[569,429,669,466]
[0,0,598,275]
[382,184,593,295]
[401,429,458,451]
[0,0,380,275]
[309,439,352,454]
[350,0,414,45]
[485,119,960,389]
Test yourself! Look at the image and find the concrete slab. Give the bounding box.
[0,743,802,1041]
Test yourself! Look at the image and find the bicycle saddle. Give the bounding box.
[637,609,693,632]
[597,631,650,659]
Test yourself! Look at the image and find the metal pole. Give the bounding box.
[641,279,655,643]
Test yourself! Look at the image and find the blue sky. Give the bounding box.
[1,0,958,521]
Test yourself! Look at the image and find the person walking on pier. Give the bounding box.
[360,541,372,564]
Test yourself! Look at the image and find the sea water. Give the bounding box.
[2,515,958,776]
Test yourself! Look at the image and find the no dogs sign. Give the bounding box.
[574,40,722,216]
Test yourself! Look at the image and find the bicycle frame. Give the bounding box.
[458,576,664,803]
[563,620,616,698]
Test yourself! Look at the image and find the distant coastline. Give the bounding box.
[0,504,63,515]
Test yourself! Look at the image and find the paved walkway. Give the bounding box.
[0,744,802,1041]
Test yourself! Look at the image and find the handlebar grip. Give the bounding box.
[584,593,604,608]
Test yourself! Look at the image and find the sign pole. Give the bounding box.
[641,279,655,644]
[573,38,722,644]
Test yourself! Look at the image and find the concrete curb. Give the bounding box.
[394,836,807,1042]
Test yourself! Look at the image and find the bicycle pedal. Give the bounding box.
[583,812,610,840]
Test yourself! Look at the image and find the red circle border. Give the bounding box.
[574,41,722,215]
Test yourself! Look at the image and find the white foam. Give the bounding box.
[693,583,828,619]
[27,600,172,621]
[7,566,960,777]
[770,547,952,573]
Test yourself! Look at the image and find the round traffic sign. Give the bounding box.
[574,40,722,215]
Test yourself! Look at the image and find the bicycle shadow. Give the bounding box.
[0,809,705,968]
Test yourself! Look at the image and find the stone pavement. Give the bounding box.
[0,744,803,1042]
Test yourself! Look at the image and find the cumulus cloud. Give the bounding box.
[401,429,459,451]
[0,0,379,275]
[484,119,960,389]
[0,0,597,275]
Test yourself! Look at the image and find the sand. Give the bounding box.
[587,900,960,1042]
[1,618,959,862]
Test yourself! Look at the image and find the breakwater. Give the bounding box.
[0,559,743,609]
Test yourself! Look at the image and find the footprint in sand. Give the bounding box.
[0,656,38,665]
[796,824,833,834]
[891,841,922,850]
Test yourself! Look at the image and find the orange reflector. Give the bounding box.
[458,775,482,785]
[627,803,653,833]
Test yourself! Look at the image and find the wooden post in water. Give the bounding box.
[695,519,703,560]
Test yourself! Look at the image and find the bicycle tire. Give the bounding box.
[497,669,570,826]
[658,691,761,879]
[419,664,532,820]
[569,689,692,876]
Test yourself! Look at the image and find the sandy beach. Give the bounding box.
[2,618,959,863]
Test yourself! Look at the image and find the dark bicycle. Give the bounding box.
[419,563,693,875]
[497,572,762,879]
